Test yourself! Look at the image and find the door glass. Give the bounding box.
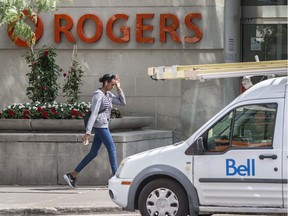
[242,24,287,62]
[232,104,277,148]
[206,111,233,152]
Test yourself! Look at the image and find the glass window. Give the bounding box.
[232,104,277,148]
[242,24,287,62]
[205,112,233,152]
[203,103,277,152]
[242,0,288,6]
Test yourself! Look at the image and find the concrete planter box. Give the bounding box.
[0,116,154,132]
[0,116,164,185]
[0,119,31,131]
[0,130,173,185]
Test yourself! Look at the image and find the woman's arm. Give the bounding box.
[111,89,126,106]
[86,92,103,134]
[111,77,126,106]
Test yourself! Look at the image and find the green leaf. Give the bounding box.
[0,0,58,47]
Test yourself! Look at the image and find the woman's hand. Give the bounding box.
[115,75,121,91]
[82,134,90,145]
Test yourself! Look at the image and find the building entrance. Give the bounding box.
[241,0,287,62]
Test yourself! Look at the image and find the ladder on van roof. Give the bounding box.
[148,60,288,81]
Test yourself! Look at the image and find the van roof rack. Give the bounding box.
[148,60,288,81]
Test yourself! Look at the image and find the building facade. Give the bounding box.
[0,0,286,139]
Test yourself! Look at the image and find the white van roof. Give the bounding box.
[236,77,288,102]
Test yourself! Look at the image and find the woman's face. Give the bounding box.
[105,79,116,91]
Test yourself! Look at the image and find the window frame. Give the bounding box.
[201,103,278,153]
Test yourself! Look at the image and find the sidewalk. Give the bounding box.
[0,185,135,215]
[0,186,283,216]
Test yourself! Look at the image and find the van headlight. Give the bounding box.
[116,157,130,177]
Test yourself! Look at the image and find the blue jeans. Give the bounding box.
[75,128,117,175]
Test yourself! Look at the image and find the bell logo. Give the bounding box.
[226,159,255,176]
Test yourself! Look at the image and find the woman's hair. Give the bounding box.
[99,74,116,83]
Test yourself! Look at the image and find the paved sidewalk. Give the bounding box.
[0,185,134,215]
[0,185,284,216]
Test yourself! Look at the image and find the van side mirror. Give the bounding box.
[197,137,205,152]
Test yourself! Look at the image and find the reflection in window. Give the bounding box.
[242,0,288,6]
[232,104,277,148]
[204,103,277,152]
[242,24,287,61]
[206,112,233,152]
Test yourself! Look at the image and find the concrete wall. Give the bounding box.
[0,0,237,140]
[0,130,172,185]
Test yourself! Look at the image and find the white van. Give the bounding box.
[108,77,287,216]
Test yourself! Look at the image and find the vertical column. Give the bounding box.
[223,0,241,105]
[224,0,241,63]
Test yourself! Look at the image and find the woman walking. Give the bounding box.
[64,74,126,188]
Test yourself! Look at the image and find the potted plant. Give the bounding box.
[24,45,61,103]
[63,46,85,104]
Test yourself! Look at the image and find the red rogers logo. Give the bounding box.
[7,10,44,47]
[7,12,203,47]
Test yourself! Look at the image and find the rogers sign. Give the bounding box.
[8,12,203,47]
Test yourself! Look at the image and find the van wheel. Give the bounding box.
[138,178,188,216]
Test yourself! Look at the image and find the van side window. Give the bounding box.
[232,104,277,148]
[205,111,233,152]
[203,103,277,152]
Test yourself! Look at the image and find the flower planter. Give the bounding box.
[0,119,31,131]
[30,119,84,131]
[109,116,154,131]
[0,116,154,132]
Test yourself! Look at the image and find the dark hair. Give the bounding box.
[99,74,116,83]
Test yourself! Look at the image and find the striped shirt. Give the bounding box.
[103,94,112,119]
[85,88,126,134]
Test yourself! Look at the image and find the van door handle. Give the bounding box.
[259,154,277,160]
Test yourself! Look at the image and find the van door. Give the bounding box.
[193,100,284,207]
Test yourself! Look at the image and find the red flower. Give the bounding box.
[44,50,49,57]
[37,107,43,112]
[63,73,67,77]
[42,111,48,119]
[24,109,29,115]
[70,109,79,116]
[50,107,56,112]
[8,109,15,116]
[41,86,46,90]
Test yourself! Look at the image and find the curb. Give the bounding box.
[0,206,126,215]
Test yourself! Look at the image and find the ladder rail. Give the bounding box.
[148,60,288,81]
[185,68,287,80]
[176,60,287,71]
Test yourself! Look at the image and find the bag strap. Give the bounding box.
[95,91,106,114]
[98,108,106,114]
[84,108,106,128]
[84,91,106,128]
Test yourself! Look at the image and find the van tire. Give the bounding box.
[138,178,189,216]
